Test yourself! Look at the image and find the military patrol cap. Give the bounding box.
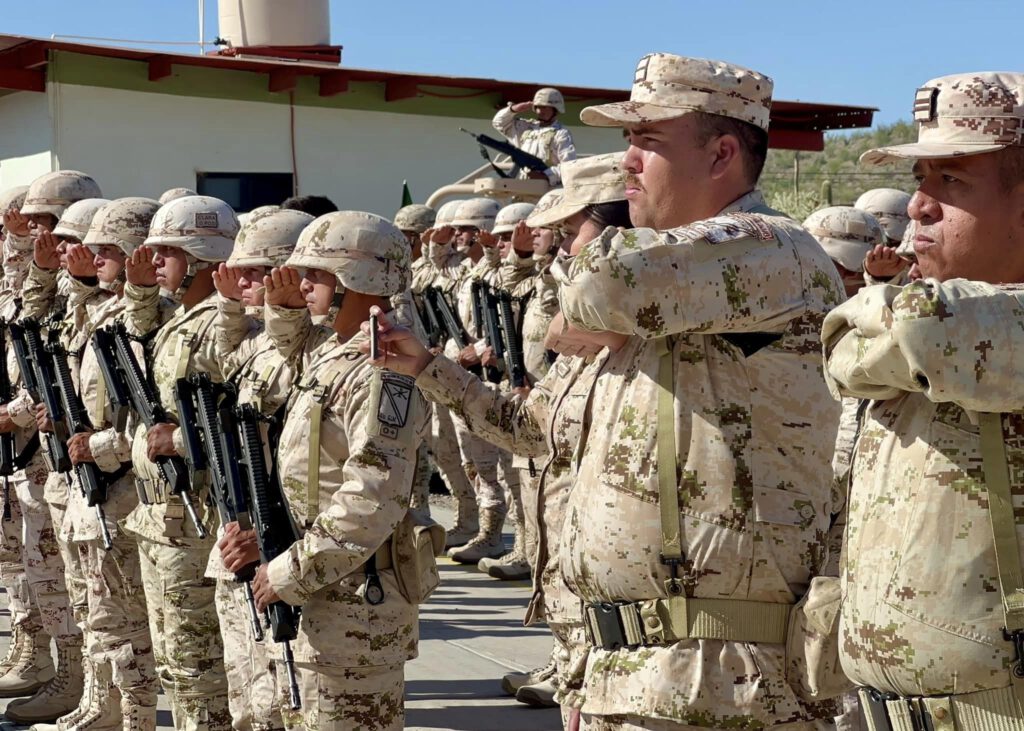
[22,171,103,218]
[862,72,1024,165]
[854,188,912,244]
[159,187,198,205]
[525,190,564,229]
[230,208,312,268]
[53,198,111,241]
[803,206,884,273]
[288,212,410,297]
[83,197,161,254]
[394,204,436,234]
[581,53,773,131]
[528,153,627,228]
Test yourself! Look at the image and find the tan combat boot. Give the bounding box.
[0,628,55,698]
[63,661,121,731]
[447,508,506,564]
[4,639,85,724]
[120,701,157,731]
[501,652,556,697]
[444,493,480,549]
[478,513,530,580]
[515,678,558,708]
[29,652,95,731]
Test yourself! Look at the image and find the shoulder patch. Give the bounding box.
[372,371,415,440]
[687,213,776,245]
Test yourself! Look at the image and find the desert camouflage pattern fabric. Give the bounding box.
[862,71,1024,165]
[393,204,435,234]
[580,53,773,131]
[853,188,911,244]
[266,330,426,667]
[83,197,161,255]
[288,212,411,297]
[527,153,626,229]
[145,195,239,262]
[803,206,884,273]
[159,187,197,205]
[21,170,103,217]
[555,190,846,725]
[280,661,404,731]
[822,278,1024,696]
[521,262,560,385]
[492,106,577,185]
[52,197,110,240]
[229,208,313,269]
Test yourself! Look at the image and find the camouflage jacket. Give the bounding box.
[556,190,846,725]
[417,350,606,627]
[266,330,427,666]
[122,285,235,545]
[521,258,559,386]
[492,106,577,184]
[824,278,1024,696]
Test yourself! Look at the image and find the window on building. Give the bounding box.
[195,172,295,213]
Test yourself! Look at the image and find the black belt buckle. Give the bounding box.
[589,602,627,651]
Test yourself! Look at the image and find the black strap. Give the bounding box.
[363,553,385,605]
[13,433,40,470]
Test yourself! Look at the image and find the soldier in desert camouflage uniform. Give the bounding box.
[823,71,1024,731]
[209,206,312,731]
[250,211,427,731]
[52,197,164,731]
[555,53,848,730]
[365,152,632,722]
[493,88,578,185]
[121,195,240,731]
[1,172,104,723]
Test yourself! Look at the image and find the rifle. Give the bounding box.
[497,291,528,389]
[110,323,207,539]
[426,286,488,380]
[176,374,263,642]
[459,128,549,179]
[412,291,444,349]
[235,403,301,710]
[91,329,132,433]
[48,339,114,551]
[20,320,72,474]
[472,281,505,384]
[0,323,15,521]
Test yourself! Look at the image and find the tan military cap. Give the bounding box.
[803,206,884,273]
[862,72,1024,165]
[527,153,626,228]
[581,53,773,131]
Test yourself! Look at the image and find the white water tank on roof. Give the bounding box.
[218,0,331,47]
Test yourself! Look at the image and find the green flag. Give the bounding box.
[401,180,413,207]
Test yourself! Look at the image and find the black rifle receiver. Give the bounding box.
[235,403,301,710]
[478,281,505,384]
[110,323,206,538]
[49,339,114,550]
[21,321,72,473]
[497,291,528,389]
[459,128,549,178]
[91,329,132,433]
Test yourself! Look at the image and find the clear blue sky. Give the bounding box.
[5,0,1023,128]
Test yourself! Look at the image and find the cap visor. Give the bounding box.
[527,200,587,229]
[580,101,689,128]
[861,142,1007,166]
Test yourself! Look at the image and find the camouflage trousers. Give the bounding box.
[215,578,283,731]
[83,530,158,722]
[277,662,403,731]
[551,621,587,727]
[409,443,433,523]
[425,404,475,508]
[579,716,834,730]
[137,537,231,731]
[455,427,520,515]
[0,479,44,635]
[17,458,79,641]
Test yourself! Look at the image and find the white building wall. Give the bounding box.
[50,83,622,215]
[0,91,53,190]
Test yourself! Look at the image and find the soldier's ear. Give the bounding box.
[708,133,741,182]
